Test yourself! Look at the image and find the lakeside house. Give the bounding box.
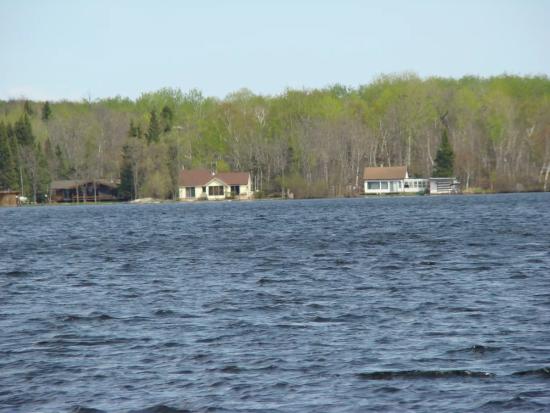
[0,190,20,207]
[363,166,428,195]
[179,169,253,201]
[50,179,119,202]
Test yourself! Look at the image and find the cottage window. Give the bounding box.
[208,186,224,196]
[230,185,240,195]
[367,181,380,190]
[380,181,389,190]
[186,187,195,198]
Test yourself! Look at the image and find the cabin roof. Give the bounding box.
[179,169,249,186]
[216,172,250,185]
[364,166,407,180]
[50,179,118,190]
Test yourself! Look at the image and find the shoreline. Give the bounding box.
[2,190,549,208]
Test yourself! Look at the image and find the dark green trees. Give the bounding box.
[24,100,34,116]
[161,105,173,132]
[14,114,34,146]
[0,122,19,189]
[41,101,52,121]
[432,128,455,177]
[119,144,135,200]
[146,110,161,143]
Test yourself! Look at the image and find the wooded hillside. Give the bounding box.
[1,74,550,201]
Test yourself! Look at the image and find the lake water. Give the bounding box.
[1,194,549,413]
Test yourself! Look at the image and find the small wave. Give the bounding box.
[127,405,191,413]
[447,344,502,354]
[512,367,550,378]
[154,309,176,317]
[478,396,546,411]
[60,313,115,322]
[219,365,242,373]
[3,270,29,277]
[372,386,401,394]
[162,341,181,348]
[357,370,495,380]
[71,406,107,413]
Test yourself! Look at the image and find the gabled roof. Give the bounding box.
[179,169,213,187]
[364,166,407,180]
[179,169,250,186]
[216,172,250,185]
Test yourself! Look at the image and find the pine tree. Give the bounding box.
[432,128,455,177]
[119,144,134,200]
[14,114,34,146]
[146,110,161,143]
[0,122,19,190]
[41,101,52,121]
[161,105,174,132]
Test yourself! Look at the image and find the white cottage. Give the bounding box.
[364,166,428,194]
[179,169,253,201]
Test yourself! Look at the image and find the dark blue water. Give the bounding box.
[1,194,550,413]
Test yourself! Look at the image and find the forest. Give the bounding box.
[1,73,550,202]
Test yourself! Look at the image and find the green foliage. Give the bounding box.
[119,144,134,200]
[432,129,455,177]
[146,110,161,143]
[128,119,143,139]
[1,74,550,199]
[161,105,173,132]
[14,114,34,146]
[0,122,19,189]
[54,144,73,179]
[41,101,52,121]
[24,100,34,116]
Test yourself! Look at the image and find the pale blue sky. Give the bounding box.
[0,0,548,101]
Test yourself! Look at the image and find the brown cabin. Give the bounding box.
[0,190,20,207]
[50,180,119,203]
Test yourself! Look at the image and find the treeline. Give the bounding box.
[1,74,550,200]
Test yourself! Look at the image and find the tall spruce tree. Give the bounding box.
[119,144,134,200]
[146,110,161,143]
[14,114,34,146]
[432,128,455,177]
[41,101,52,121]
[0,122,19,189]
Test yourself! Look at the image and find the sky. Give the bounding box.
[0,0,549,101]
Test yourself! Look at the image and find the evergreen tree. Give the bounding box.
[41,101,52,121]
[24,100,34,116]
[119,144,134,200]
[14,114,34,146]
[146,110,161,143]
[432,128,455,177]
[0,122,19,189]
[161,105,174,132]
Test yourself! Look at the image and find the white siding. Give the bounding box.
[364,178,428,194]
